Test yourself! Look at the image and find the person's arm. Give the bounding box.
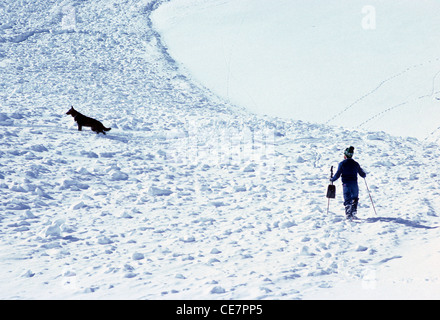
[358,164,366,178]
[331,162,342,182]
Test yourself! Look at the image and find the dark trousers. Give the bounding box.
[343,182,359,206]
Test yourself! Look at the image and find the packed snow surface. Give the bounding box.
[152,0,440,140]
[0,0,440,299]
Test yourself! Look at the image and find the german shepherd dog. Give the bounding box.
[66,106,111,134]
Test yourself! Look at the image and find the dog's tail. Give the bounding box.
[104,127,111,132]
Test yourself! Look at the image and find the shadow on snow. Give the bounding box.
[365,217,438,229]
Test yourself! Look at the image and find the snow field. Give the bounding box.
[0,0,440,299]
[151,0,440,141]
[2,106,439,299]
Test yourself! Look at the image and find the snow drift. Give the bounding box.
[0,0,439,299]
[152,0,440,140]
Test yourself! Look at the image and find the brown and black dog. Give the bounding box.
[66,106,111,135]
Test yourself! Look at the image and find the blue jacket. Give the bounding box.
[331,158,366,184]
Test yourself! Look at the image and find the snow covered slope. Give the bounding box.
[152,0,440,141]
[0,0,439,299]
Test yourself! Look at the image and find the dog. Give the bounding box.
[66,106,111,135]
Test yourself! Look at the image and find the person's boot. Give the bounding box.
[351,199,359,219]
[345,204,353,219]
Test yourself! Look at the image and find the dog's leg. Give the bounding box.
[78,124,82,131]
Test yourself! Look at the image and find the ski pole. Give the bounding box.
[364,178,377,215]
[327,196,330,215]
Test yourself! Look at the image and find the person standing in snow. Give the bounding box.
[330,146,366,219]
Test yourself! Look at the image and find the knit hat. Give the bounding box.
[344,146,354,158]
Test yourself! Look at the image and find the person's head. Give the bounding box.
[344,146,354,159]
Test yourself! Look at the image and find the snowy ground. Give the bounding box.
[152,0,440,140]
[0,0,440,300]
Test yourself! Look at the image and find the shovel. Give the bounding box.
[326,166,336,198]
[326,166,336,214]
